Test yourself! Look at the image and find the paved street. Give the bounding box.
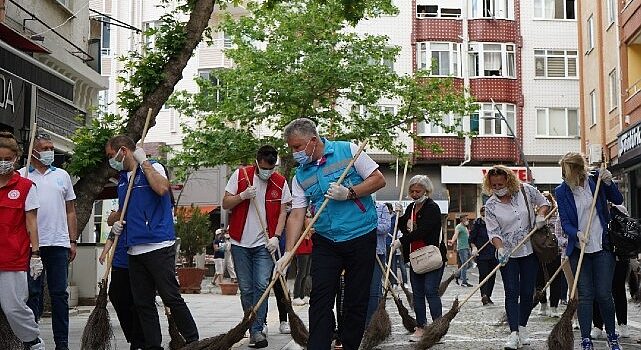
[39,266,641,349]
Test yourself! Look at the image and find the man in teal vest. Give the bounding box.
[277,118,386,350]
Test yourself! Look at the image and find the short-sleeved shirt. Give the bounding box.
[20,166,75,248]
[225,170,292,248]
[213,239,225,259]
[291,143,379,209]
[25,184,39,212]
[455,223,469,250]
[485,183,549,258]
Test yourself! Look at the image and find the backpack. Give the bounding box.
[521,186,559,265]
[608,206,641,259]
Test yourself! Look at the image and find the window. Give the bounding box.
[169,110,178,133]
[198,69,224,102]
[416,113,462,136]
[587,15,595,52]
[55,0,70,8]
[416,5,462,18]
[534,0,576,19]
[417,42,460,76]
[609,69,619,110]
[534,49,577,78]
[101,17,111,56]
[468,43,515,78]
[589,90,597,125]
[223,32,232,48]
[470,103,516,136]
[469,0,514,20]
[143,21,161,50]
[606,0,616,27]
[536,108,579,137]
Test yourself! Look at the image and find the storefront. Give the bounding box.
[614,120,641,217]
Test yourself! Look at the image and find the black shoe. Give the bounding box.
[55,345,70,350]
[455,278,459,285]
[462,282,473,287]
[482,295,490,305]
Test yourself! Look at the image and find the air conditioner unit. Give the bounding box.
[588,144,603,165]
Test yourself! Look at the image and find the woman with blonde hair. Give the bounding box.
[555,152,623,350]
[391,175,446,342]
[483,165,549,349]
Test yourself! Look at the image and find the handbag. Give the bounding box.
[521,186,558,265]
[409,205,444,274]
[608,206,641,259]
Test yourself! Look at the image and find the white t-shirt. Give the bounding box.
[571,179,604,253]
[125,162,176,255]
[225,169,292,248]
[291,142,379,209]
[25,184,39,212]
[19,167,75,247]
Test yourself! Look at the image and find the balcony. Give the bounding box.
[469,79,521,105]
[471,137,518,163]
[414,136,465,163]
[413,18,462,42]
[468,19,519,43]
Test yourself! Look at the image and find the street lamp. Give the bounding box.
[481,98,534,184]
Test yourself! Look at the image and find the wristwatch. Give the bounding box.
[31,250,40,257]
[347,187,357,200]
[70,240,78,244]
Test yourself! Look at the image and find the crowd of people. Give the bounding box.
[1,117,640,350]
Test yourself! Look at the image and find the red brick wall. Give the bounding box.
[413,19,463,42]
[621,0,641,43]
[415,136,465,162]
[468,20,520,43]
[469,79,522,105]
[624,90,641,128]
[471,137,518,162]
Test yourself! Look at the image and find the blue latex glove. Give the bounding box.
[496,247,510,266]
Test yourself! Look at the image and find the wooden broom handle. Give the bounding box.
[253,140,368,311]
[540,258,569,293]
[570,162,606,299]
[102,108,154,280]
[458,207,558,309]
[450,240,491,276]
[22,122,38,178]
[384,160,409,288]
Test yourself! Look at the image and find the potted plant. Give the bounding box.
[174,205,212,293]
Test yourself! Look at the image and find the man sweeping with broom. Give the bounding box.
[105,135,199,350]
[277,118,386,350]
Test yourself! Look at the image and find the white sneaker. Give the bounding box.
[403,283,411,291]
[538,303,548,316]
[409,327,424,342]
[549,307,560,317]
[303,296,310,304]
[591,327,604,339]
[292,298,306,306]
[279,321,291,334]
[573,319,580,330]
[24,338,45,350]
[619,324,630,338]
[519,326,530,345]
[504,331,521,350]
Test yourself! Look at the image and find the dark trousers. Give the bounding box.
[272,274,288,323]
[110,267,144,349]
[294,254,312,299]
[500,253,539,332]
[128,245,198,350]
[593,259,630,328]
[308,230,376,350]
[535,255,563,307]
[477,258,498,299]
[27,246,69,347]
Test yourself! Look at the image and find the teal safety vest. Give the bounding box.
[295,139,377,242]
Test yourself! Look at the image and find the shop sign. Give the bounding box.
[0,70,25,128]
[441,166,562,184]
[618,122,641,165]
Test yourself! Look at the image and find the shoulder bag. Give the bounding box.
[521,186,558,264]
[409,204,444,274]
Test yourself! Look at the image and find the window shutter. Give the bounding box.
[547,57,566,77]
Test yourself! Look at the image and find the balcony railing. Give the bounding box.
[627,77,641,100]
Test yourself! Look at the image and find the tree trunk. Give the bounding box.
[72,0,218,237]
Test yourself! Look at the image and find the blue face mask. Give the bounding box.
[293,139,315,165]
[109,148,125,171]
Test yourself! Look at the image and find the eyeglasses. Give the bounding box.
[487,168,507,176]
[35,132,51,141]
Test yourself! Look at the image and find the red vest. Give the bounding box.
[228,166,286,242]
[0,172,33,271]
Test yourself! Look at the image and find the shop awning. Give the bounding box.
[0,22,49,54]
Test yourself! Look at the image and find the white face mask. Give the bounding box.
[35,150,55,166]
[0,159,16,175]
[256,161,275,181]
[493,187,509,197]
[413,195,427,204]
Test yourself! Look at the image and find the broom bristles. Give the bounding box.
[80,280,113,350]
[167,311,186,350]
[531,290,545,310]
[438,273,456,297]
[393,294,417,332]
[415,298,459,349]
[180,311,256,350]
[0,308,21,350]
[359,297,392,350]
[547,298,577,350]
[401,283,414,308]
[282,295,309,347]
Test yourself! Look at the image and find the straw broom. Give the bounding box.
[240,167,309,346]
[531,258,568,311]
[548,164,605,350]
[416,208,559,349]
[167,306,186,350]
[438,240,491,296]
[81,109,153,350]
[359,160,409,350]
[181,141,369,350]
[375,254,417,333]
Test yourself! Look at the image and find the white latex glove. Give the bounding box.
[30,257,43,279]
[394,203,403,213]
[391,239,402,252]
[266,236,279,254]
[535,215,546,229]
[600,169,613,185]
[133,147,147,164]
[325,182,350,201]
[472,246,479,257]
[111,221,125,236]
[274,251,293,277]
[496,247,510,266]
[577,231,588,245]
[239,186,257,200]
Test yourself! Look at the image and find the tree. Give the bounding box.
[168,0,475,180]
[174,206,213,267]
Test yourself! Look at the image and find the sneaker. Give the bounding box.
[279,321,291,334]
[461,282,473,287]
[334,340,343,350]
[455,277,459,285]
[504,331,521,350]
[482,295,490,306]
[303,296,310,304]
[538,303,548,316]
[23,338,45,350]
[519,326,530,345]
[581,337,594,350]
[403,283,411,291]
[409,327,424,342]
[549,307,560,317]
[619,325,630,338]
[607,333,623,350]
[560,299,568,305]
[591,327,604,340]
[573,319,580,330]
[248,332,268,349]
[292,298,306,306]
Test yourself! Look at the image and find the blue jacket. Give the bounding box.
[295,139,377,242]
[113,237,129,268]
[118,161,175,247]
[555,171,623,257]
[469,217,496,261]
[375,203,391,255]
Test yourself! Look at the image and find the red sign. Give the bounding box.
[481,168,529,182]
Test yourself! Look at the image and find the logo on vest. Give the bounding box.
[8,190,20,200]
[270,189,279,198]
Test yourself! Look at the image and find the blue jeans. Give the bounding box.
[27,246,70,347]
[410,264,445,326]
[366,253,386,325]
[569,249,616,339]
[231,244,274,335]
[458,248,471,284]
[499,253,538,332]
[390,253,407,285]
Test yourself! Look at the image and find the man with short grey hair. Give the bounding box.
[277,117,386,350]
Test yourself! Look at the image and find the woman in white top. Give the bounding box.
[483,165,549,350]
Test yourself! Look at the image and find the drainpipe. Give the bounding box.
[460,1,471,166]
